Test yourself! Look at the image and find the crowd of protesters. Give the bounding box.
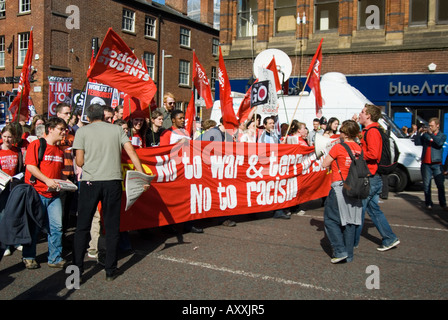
[5,92,441,283]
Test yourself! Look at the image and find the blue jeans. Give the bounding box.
[354,174,398,247]
[23,195,63,264]
[421,163,446,208]
[324,188,355,262]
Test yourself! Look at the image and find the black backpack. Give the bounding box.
[364,126,400,175]
[29,138,47,184]
[336,142,371,199]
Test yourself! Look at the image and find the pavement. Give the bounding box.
[0,181,447,306]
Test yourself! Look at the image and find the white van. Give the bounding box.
[210,72,422,192]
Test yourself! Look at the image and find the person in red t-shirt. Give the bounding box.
[355,104,399,252]
[0,124,25,257]
[22,117,67,270]
[322,120,363,264]
[0,125,22,177]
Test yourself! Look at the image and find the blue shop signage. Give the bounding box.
[345,73,448,106]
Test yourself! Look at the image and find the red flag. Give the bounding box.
[193,51,214,109]
[266,57,282,92]
[306,38,324,117]
[122,94,147,121]
[9,30,33,122]
[87,28,157,111]
[184,91,196,137]
[237,79,258,124]
[218,47,238,130]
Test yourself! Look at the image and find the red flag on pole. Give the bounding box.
[218,47,238,130]
[306,38,324,117]
[266,56,282,92]
[237,79,258,124]
[122,94,147,121]
[192,51,214,109]
[9,29,33,122]
[184,91,196,137]
[87,28,157,111]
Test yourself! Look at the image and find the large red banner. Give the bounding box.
[119,141,331,231]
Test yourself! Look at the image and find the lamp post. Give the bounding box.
[161,49,173,106]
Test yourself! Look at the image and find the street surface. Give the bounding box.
[0,182,447,306]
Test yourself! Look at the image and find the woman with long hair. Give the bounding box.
[128,110,148,148]
[323,117,340,138]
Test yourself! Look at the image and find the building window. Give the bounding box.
[212,38,219,56]
[180,27,191,47]
[358,0,385,29]
[409,0,428,25]
[122,8,135,32]
[0,36,4,68]
[274,0,296,35]
[18,32,29,66]
[179,60,190,86]
[314,0,338,32]
[211,66,216,91]
[436,0,448,24]
[143,52,155,80]
[145,16,156,38]
[0,0,6,18]
[237,0,258,38]
[19,0,31,13]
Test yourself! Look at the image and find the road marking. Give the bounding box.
[298,214,448,232]
[156,254,382,299]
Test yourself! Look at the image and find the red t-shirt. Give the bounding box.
[25,139,64,198]
[329,141,362,183]
[0,147,20,176]
[361,123,383,176]
[423,141,432,164]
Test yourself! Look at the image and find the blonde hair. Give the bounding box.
[163,92,176,104]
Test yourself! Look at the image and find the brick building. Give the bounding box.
[0,0,219,119]
[220,0,448,132]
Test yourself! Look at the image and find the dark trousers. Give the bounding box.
[73,180,122,274]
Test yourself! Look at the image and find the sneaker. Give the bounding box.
[426,205,432,210]
[48,259,66,268]
[3,248,11,256]
[88,249,98,259]
[23,258,40,269]
[15,245,23,251]
[377,239,400,252]
[331,256,347,264]
[296,210,306,216]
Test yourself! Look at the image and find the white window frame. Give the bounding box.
[0,0,6,18]
[314,0,339,32]
[19,0,31,13]
[143,52,155,80]
[274,0,297,35]
[179,60,190,86]
[145,16,156,38]
[18,32,29,66]
[211,66,216,91]
[180,27,191,48]
[212,38,219,56]
[0,36,5,68]
[237,0,258,38]
[122,8,135,32]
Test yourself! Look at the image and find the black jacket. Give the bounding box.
[0,184,47,246]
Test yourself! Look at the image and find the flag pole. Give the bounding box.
[16,90,24,125]
[283,71,311,142]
